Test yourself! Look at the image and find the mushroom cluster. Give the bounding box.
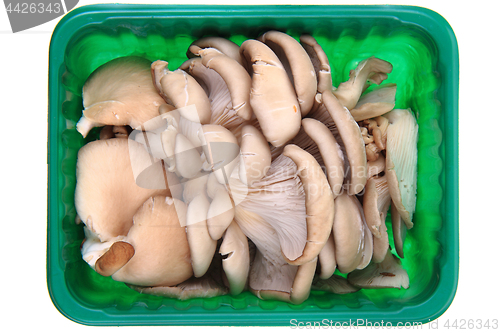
[74,31,418,304]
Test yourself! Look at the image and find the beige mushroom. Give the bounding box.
[188,36,243,65]
[321,90,367,195]
[74,138,174,241]
[240,39,301,147]
[332,192,365,274]
[190,46,253,121]
[238,124,272,186]
[282,144,335,266]
[385,109,418,229]
[299,118,344,197]
[299,34,333,95]
[350,84,397,121]
[186,192,217,277]
[110,196,193,287]
[259,30,317,116]
[333,57,393,110]
[312,274,360,295]
[219,221,250,295]
[207,185,235,241]
[317,233,336,280]
[151,60,211,125]
[77,56,166,137]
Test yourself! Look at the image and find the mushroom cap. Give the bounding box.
[195,47,253,121]
[350,84,397,121]
[259,30,317,116]
[301,118,344,198]
[312,274,360,295]
[332,193,365,274]
[111,196,193,287]
[282,144,335,265]
[151,60,211,125]
[321,90,367,195]
[78,56,166,137]
[385,109,418,229]
[186,192,217,277]
[317,232,336,280]
[74,138,173,241]
[199,124,240,185]
[239,124,272,186]
[299,34,333,94]
[219,221,250,295]
[188,36,243,65]
[240,39,301,147]
[207,187,235,240]
[333,57,393,110]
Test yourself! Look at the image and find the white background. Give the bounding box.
[1,0,496,331]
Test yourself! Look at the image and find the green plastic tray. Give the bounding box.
[47,4,459,326]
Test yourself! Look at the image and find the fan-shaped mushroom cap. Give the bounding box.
[74,139,174,241]
[350,84,397,121]
[282,144,335,266]
[385,109,418,229]
[219,221,250,295]
[151,60,211,125]
[207,186,235,240]
[199,124,240,185]
[110,196,193,287]
[333,57,393,110]
[321,90,367,195]
[189,36,243,65]
[347,249,409,289]
[300,34,333,95]
[332,193,365,274]
[301,118,344,197]
[191,46,253,121]
[77,56,166,137]
[239,124,272,186]
[372,219,390,263]
[259,30,317,116]
[186,192,217,277]
[240,39,301,147]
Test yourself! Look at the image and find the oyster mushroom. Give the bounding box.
[347,249,409,289]
[189,46,253,120]
[238,124,272,186]
[219,221,250,295]
[105,196,193,287]
[259,30,317,116]
[151,60,211,125]
[74,138,174,241]
[240,39,301,147]
[385,109,418,229]
[333,57,393,110]
[299,34,333,95]
[77,56,167,137]
[188,36,243,65]
[317,233,336,280]
[332,193,365,274]
[230,150,331,303]
[321,90,367,195]
[350,84,397,121]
